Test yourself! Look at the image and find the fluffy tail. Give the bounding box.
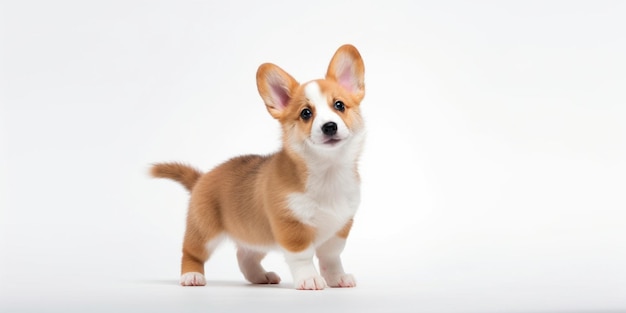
[150,162,202,192]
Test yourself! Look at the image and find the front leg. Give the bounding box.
[316,222,356,288]
[274,216,326,290]
[284,246,327,290]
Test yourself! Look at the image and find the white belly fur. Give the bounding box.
[287,165,361,246]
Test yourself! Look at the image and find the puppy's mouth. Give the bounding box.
[320,136,345,147]
[307,134,349,148]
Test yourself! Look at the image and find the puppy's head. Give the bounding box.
[257,44,365,155]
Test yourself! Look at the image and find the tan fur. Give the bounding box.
[152,153,315,275]
[336,219,354,239]
[151,44,365,287]
[151,162,202,192]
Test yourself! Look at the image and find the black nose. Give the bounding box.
[321,122,337,136]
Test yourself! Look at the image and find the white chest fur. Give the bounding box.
[287,162,361,246]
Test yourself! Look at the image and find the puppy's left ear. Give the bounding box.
[326,44,365,101]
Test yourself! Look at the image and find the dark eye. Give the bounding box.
[300,108,312,120]
[334,100,345,112]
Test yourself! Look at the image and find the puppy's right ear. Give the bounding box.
[256,63,299,119]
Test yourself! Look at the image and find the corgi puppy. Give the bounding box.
[151,44,365,290]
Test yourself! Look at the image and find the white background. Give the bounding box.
[1,1,625,312]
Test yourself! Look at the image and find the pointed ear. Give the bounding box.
[256,63,299,119]
[326,44,365,100]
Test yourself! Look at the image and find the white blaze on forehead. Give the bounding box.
[304,82,349,143]
[304,82,326,111]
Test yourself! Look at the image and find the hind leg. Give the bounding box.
[180,224,223,286]
[236,247,281,284]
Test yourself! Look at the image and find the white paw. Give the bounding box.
[295,275,327,290]
[180,272,206,286]
[326,273,356,288]
[265,271,282,284]
[248,271,282,284]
